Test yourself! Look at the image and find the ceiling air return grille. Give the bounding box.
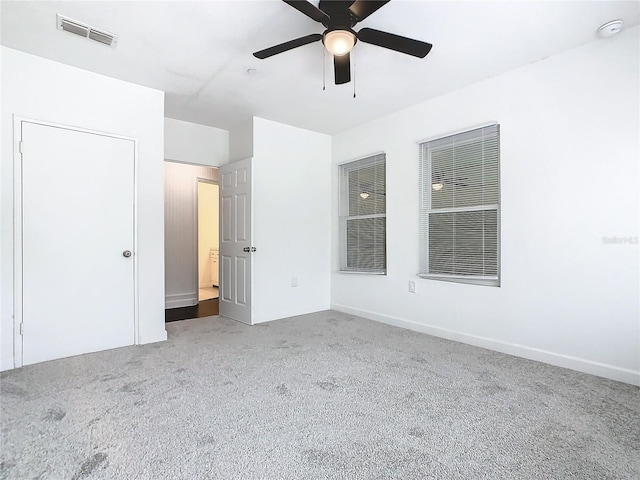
[56,14,118,47]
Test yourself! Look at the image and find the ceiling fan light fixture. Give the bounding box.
[359,192,370,199]
[323,29,356,56]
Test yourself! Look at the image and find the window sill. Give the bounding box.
[339,270,387,276]
[418,274,499,287]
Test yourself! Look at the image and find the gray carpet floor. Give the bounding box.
[1,310,639,479]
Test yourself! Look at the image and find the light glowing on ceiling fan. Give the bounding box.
[323,29,356,56]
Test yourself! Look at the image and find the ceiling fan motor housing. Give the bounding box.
[318,0,359,28]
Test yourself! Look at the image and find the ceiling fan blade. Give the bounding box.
[253,33,323,59]
[282,0,330,23]
[358,28,433,58]
[348,0,390,22]
[334,52,351,85]
[319,1,355,16]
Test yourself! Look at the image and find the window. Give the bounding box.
[339,153,386,274]
[419,125,500,286]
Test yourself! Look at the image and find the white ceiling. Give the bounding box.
[1,1,638,135]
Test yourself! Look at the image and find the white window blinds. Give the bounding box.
[339,154,386,274]
[419,125,500,285]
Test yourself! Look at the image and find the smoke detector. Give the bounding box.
[56,14,118,47]
[598,20,624,38]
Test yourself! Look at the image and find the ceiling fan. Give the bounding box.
[253,0,433,85]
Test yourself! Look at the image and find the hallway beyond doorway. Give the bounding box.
[199,287,219,301]
[165,299,218,322]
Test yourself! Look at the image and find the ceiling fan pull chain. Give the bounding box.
[322,45,326,91]
[352,49,356,98]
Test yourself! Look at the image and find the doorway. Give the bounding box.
[163,161,219,322]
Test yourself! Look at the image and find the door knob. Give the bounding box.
[251,247,257,252]
[123,250,132,258]
[243,247,250,252]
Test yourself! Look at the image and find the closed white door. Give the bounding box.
[219,158,253,324]
[20,121,136,365]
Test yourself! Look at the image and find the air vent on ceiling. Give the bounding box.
[56,14,118,48]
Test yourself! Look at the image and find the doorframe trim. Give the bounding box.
[195,178,218,295]
[12,115,140,368]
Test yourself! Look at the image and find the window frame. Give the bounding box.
[418,124,501,287]
[339,153,387,275]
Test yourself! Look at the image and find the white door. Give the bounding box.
[20,121,136,365]
[219,158,253,324]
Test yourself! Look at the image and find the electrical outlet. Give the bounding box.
[291,277,298,287]
[408,281,416,293]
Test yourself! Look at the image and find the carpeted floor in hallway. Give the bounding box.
[1,310,639,479]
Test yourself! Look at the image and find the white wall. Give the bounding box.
[229,118,254,163]
[1,47,166,371]
[165,118,229,166]
[331,28,640,385]
[252,117,332,323]
[164,162,218,308]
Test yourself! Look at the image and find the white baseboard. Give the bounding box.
[139,329,168,345]
[1,355,15,372]
[331,304,640,386]
[253,304,332,325]
[165,293,197,309]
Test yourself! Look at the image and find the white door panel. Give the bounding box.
[236,257,248,306]
[219,158,252,324]
[221,255,232,302]
[237,194,248,241]
[20,122,136,365]
[221,196,232,242]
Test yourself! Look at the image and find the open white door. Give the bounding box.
[18,121,136,365]
[219,158,253,324]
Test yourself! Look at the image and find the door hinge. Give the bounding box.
[19,141,24,155]
[19,323,24,335]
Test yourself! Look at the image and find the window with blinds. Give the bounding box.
[339,153,386,274]
[419,125,500,286]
